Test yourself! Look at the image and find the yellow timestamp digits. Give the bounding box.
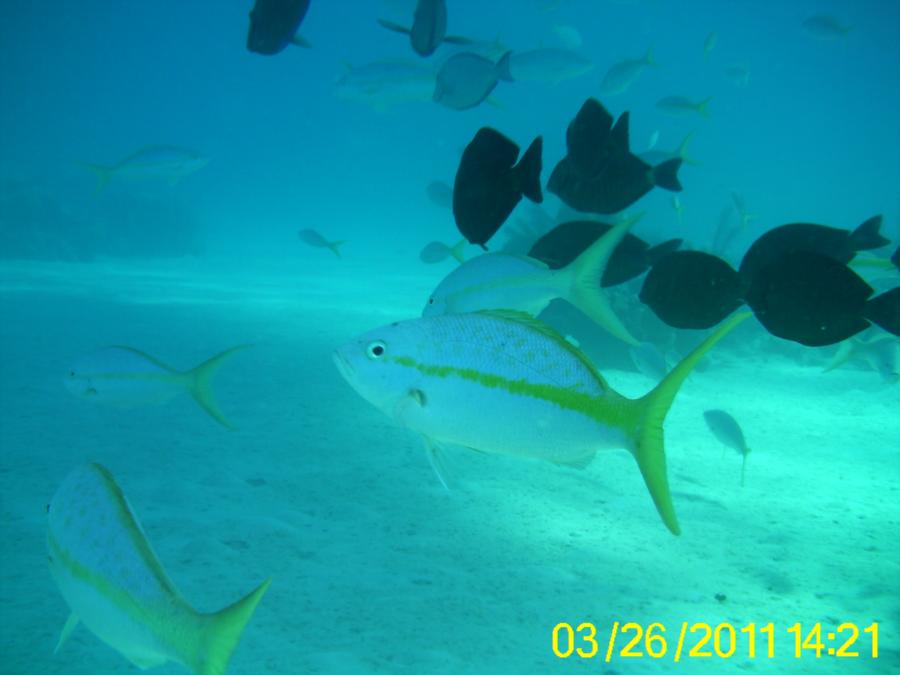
[551,621,879,662]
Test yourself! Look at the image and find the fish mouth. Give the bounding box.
[332,349,355,381]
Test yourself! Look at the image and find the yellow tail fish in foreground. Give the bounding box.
[47,463,270,674]
[334,310,749,535]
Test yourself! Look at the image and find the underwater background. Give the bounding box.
[1,1,898,673]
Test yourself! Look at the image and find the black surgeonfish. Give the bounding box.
[527,219,682,287]
[378,0,472,57]
[247,0,311,54]
[639,248,900,346]
[547,98,683,214]
[640,251,744,329]
[738,216,888,285]
[744,251,900,346]
[453,128,543,249]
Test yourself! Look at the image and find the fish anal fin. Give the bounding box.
[377,19,411,36]
[423,437,452,491]
[610,112,631,151]
[54,612,79,654]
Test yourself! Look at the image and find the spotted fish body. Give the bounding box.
[47,463,270,675]
[334,311,748,534]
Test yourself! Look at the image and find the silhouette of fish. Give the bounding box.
[738,216,888,286]
[640,247,900,346]
[703,409,751,486]
[453,127,542,249]
[378,0,472,57]
[247,0,311,55]
[527,219,682,287]
[547,98,682,214]
[434,51,512,110]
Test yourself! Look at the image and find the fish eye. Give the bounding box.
[366,340,387,359]
[428,297,434,305]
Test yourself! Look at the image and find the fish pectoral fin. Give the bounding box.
[377,19,411,36]
[54,612,79,654]
[553,452,596,471]
[423,437,452,492]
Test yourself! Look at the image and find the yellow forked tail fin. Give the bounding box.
[631,312,750,534]
[195,578,271,675]
[186,345,251,429]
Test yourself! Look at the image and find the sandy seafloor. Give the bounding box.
[0,258,898,675]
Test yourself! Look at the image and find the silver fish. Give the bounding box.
[434,51,512,110]
[599,49,656,96]
[298,229,346,257]
[508,48,594,84]
[703,409,751,486]
[80,146,209,192]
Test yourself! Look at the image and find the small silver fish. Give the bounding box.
[80,146,209,192]
[703,409,751,486]
[599,49,656,96]
[298,229,346,257]
[656,95,713,118]
[334,59,436,111]
[434,51,512,110]
[419,240,467,264]
[509,48,594,84]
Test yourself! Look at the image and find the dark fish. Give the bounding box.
[738,216,888,286]
[378,0,472,57]
[547,98,683,215]
[425,180,453,208]
[703,409,750,486]
[247,0,311,55]
[744,251,900,346]
[641,240,900,346]
[453,128,543,249]
[527,219,682,287]
[891,245,899,271]
[640,251,744,329]
[434,51,512,110]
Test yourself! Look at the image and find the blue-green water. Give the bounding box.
[1,1,898,674]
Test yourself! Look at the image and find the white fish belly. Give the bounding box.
[398,375,628,462]
[47,464,193,664]
[49,554,173,668]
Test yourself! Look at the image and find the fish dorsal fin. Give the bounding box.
[106,345,177,373]
[54,613,79,654]
[611,112,631,151]
[476,310,610,391]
